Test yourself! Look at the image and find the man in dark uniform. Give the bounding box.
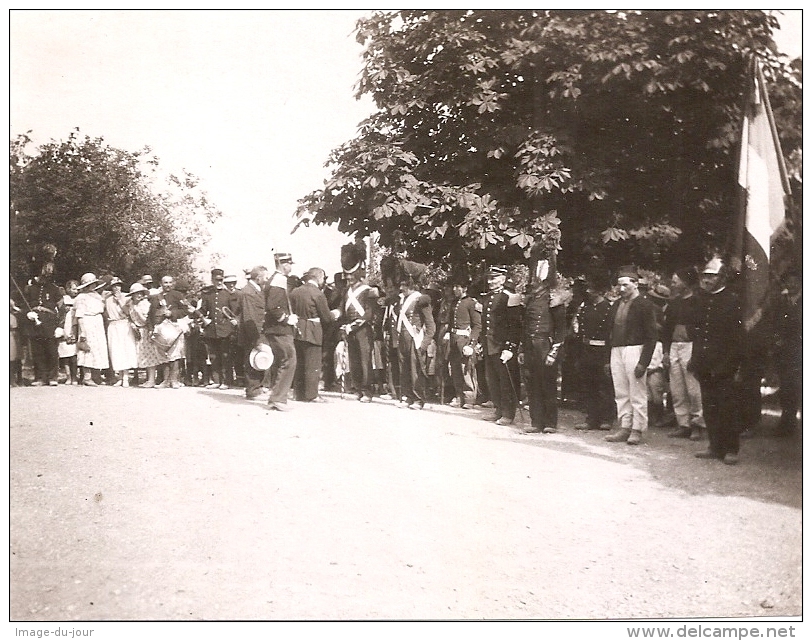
[200,268,240,389]
[521,250,566,434]
[773,269,802,436]
[263,253,299,412]
[445,276,481,409]
[434,281,456,405]
[290,267,340,402]
[380,277,402,401]
[396,261,435,409]
[19,262,62,386]
[239,265,270,399]
[690,257,744,464]
[480,266,522,426]
[223,274,246,387]
[573,273,615,430]
[339,242,378,403]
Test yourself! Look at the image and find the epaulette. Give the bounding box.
[269,272,288,289]
[507,292,524,307]
[474,301,483,313]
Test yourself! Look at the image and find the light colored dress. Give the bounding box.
[105,293,138,371]
[74,291,109,370]
[129,298,164,367]
[57,295,76,359]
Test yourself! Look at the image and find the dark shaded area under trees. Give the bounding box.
[10,129,222,287]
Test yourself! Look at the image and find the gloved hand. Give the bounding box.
[202,318,212,326]
[286,313,299,326]
[500,349,513,363]
[462,344,474,357]
[229,319,238,326]
[442,332,450,342]
[54,327,64,339]
[330,309,341,320]
[26,311,38,322]
[545,342,562,367]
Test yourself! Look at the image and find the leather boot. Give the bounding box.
[605,428,631,443]
[668,426,692,438]
[689,426,705,441]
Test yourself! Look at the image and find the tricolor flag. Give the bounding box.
[733,59,791,332]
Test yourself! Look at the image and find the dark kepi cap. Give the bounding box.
[617,265,639,281]
[487,266,507,277]
[211,268,224,278]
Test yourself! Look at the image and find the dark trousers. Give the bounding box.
[580,345,615,427]
[206,336,234,386]
[30,337,59,383]
[294,340,322,401]
[266,334,296,404]
[398,335,428,404]
[699,376,739,456]
[244,344,265,397]
[347,324,374,397]
[448,336,470,402]
[526,336,559,429]
[386,344,401,398]
[474,358,490,404]
[777,358,801,430]
[484,351,517,421]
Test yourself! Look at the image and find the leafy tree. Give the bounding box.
[295,9,801,275]
[10,129,222,287]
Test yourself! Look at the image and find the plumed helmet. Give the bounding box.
[340,239,367,274]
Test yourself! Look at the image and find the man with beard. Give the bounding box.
[479,266,522,426]
[19,262,62,386]
[690,257,745,464]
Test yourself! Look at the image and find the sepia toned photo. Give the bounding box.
[8,9,802,636]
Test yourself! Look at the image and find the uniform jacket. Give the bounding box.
[397,291,435,351]
[523,287,566,344]
[450,296,482,346]
[480,289,521,356]
[691,287,744,381]
[382,296,401,348]
[290,281,334,346]
[340,281,378,326]
[607,293,658,368]
[20,279,62,338]
[200,286,240,339]
[263,271,295,337]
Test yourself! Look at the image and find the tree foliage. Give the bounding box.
[295,9,801,274]
[10,129,222,286]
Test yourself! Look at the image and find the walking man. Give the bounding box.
[263,253,299,412]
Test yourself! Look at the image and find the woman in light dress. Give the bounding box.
[126,282,162,388]
[104,277,138,386]
[73,273,109,386]
[57,279,79,385]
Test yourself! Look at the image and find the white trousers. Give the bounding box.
[611,345,648,432]
[669,342,705,428]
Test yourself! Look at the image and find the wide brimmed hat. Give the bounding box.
[249,344,274,371]
[77,273,101,290]
[107,276,124,289]
[125,282,149,297]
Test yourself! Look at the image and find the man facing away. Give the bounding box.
[289,267,340,402]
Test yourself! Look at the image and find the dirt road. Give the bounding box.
[9,386,802,620]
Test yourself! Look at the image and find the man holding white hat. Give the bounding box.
[262,252,298,411]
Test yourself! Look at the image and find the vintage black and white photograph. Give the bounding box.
[8,8,803,635]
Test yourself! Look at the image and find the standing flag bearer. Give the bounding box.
[732,58,791,333]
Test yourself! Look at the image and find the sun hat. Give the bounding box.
[125,283,149,297]
[249,344,274,371]
[77,273,101,290]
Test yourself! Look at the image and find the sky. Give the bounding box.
[9,9,803,284]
